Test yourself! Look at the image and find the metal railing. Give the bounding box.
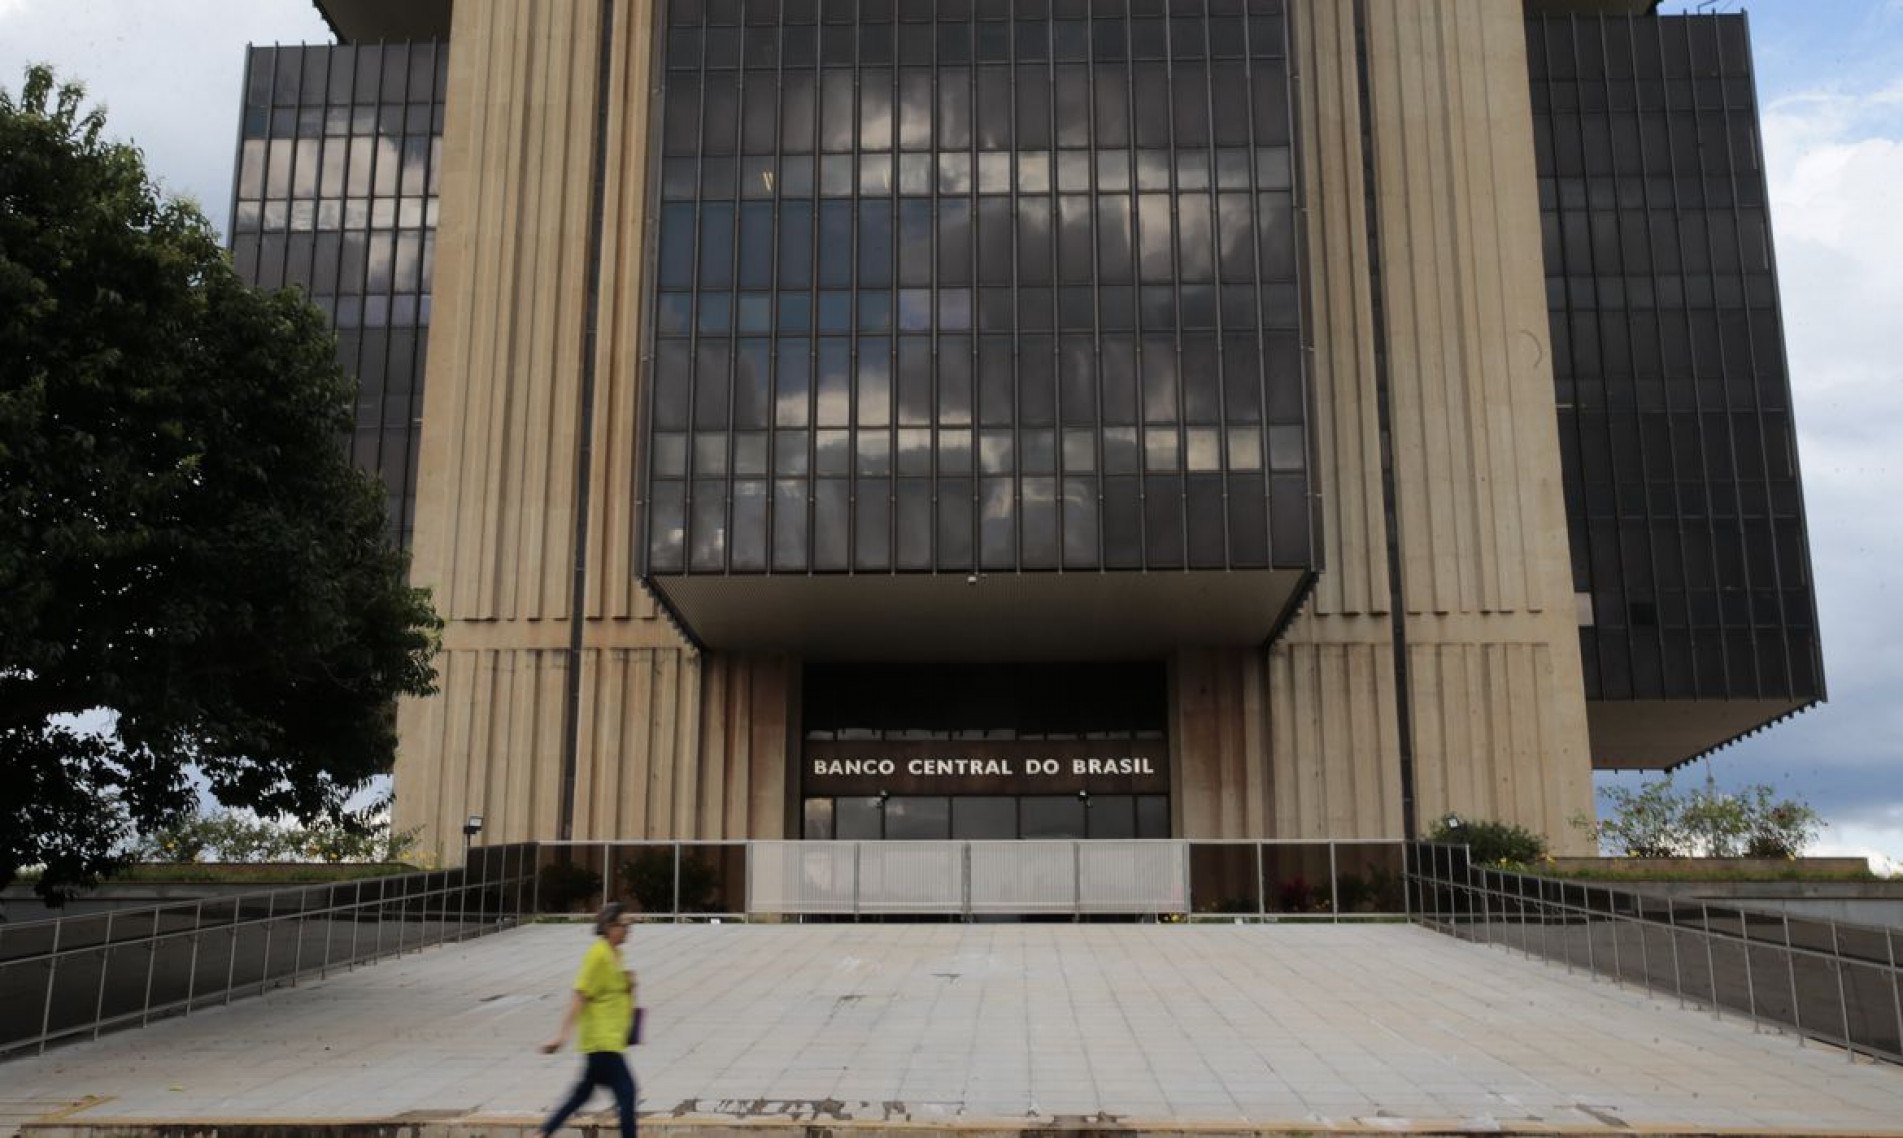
[530,838,1410,921]
[0,843,537,1060]
[1406,842,1903,1064]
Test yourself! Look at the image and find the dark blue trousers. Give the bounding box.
[542,1050,636,1138]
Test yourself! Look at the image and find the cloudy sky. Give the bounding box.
[3,1,1898,862]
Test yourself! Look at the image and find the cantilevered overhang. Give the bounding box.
[1588,698,1818,770]
[646,570,1313,661]
[1524,0,1658,15]
[312,0,452,43]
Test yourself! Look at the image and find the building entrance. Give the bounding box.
[799,662,1170,841]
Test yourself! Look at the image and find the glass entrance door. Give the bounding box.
[803,794,1168,840]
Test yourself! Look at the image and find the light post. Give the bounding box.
[462,814,484,864]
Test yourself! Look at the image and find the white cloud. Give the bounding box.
[0,0,330,237]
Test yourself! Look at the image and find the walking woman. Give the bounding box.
[535,901,639,1138]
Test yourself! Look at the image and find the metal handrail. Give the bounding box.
[0,843,537,1060]
[1404,841,1903,1065]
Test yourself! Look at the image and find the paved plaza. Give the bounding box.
[2,922,1900,1136]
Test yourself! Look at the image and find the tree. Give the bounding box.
[1575,774,1821,859]
[0,67,441,899]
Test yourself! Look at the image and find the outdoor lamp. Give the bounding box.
[463,814,484,838]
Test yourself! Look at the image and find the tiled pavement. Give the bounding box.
[1,922,1900,1135]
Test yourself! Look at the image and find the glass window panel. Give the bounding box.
[802,796,834,839]
[1173,66,1209,147]
[859,151,894,195]
[938,340,973,424]
[655,344,694,430]
[652,432,689,478]
[1178,192,1213,281]
[977,151,1011,193]
[898,152,934,194]
[896,477,932,567]
[1144,427,1179,471]
[1020,337,1056,425]
[1252,60,1289,144]
[690,480,728,570]
[855,480,890,567]
[1257,191,1295,279]
[1021,150,1056,193]
[1053,67,1090,147]
[1137,193,1173,281]
[1227,474,1268,566]
[650,481,687,570]
[1226,426,1262,471]
[976,67,1011,149]
[980,477,1016,568]
[815,338,851,426]
[816,201,853,286]
[857,342,893,425]
[1133,67,1169,146]
[780,156,815,198]
[731,479,768,570]
[897,200,933,286]
[705,84,739,154]
[773,478,808,567]
[813,478,851,568]
[937,477,974,568]
[938,67,971,147]
[882,796,949,839]
[774,430,810,475]
[664,79,701,155]
[734,202,773,288]
[695,340,732,426]
[1021,795,1085,839]
[820,70,854,151]
[938,288,972,330]
[938,198,972,284]
[781,72,815,151]
[698,203,735,287]
[1017,64,1051,149]
[860,69,893,149]
[1145,474,1184,566]
[1141,339,1177,422]
[978,198,1013,284]
[1097,194,1132,282]
[938,428,973,474]
[817,289,853,331]
[858,200,893,287]
[898,70,933,149]
[1136,794,1169,838]
[734,340,771,427]
[1063,429,1097,472]
[1022,476,1058,567]
[1019,196,1053,286]
[835,796,881,840]
[951,797,1016,840]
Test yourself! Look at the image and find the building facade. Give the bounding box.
[234,0,1822,863]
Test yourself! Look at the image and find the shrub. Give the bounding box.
[619,848,718,914]
[1427,816,1548,867]
[537,860,603,913]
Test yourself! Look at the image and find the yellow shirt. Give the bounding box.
[573,937,635,1054]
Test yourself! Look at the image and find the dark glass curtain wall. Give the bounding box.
[230,43,446,548]
[1530,15,1822,704]
[643,0,1309,578]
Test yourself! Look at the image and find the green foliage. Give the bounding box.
[1427,816,1549,867]
[538,861,604,913]
[0,67,441,900]
[619,848,719,914]
[126,805,419,865]
[1574,775,1821,859]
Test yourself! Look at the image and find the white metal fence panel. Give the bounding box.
[1078,841,1187,914]
[747,841,857,914]
[969,841,1079,914]
[856,842,965,913]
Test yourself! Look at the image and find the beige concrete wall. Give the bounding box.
[1176,0,1594,849]
[394,0,791,862]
